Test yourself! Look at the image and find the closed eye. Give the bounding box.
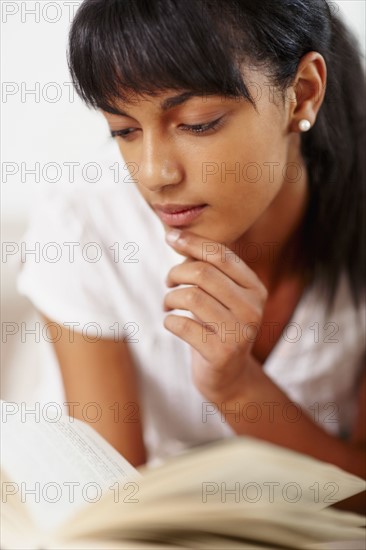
[110,116,226,140]
[181,116,226,135]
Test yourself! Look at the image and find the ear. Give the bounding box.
[287,51,327,133]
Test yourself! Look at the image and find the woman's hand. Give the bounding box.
[163,229,268,401]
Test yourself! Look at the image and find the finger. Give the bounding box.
[163,314,227,363]
[165,230,266,293]
[166,259,267,316]
[166,260,256,311]
[164,287,232,329]
[166,256,196,284]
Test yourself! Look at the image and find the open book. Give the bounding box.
[1,400,365,550]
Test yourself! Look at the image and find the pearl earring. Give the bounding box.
[299,119,311,132]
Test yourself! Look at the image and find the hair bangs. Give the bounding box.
[67,0,257,113]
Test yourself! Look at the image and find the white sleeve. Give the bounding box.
[16,188,121,341]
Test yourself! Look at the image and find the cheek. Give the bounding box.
[199,134,287,208]
[190,130,288,241]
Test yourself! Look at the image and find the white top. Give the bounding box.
[16,145,366,467]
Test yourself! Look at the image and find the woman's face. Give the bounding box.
[102,68,305,251]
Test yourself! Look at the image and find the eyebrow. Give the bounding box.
[103,91,207,117]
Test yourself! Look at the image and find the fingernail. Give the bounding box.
[166,229,182,244]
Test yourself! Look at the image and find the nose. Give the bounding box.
[137,130,183,193]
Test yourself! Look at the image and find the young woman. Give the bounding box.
[18,0,365,513]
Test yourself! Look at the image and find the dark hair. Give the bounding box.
[67,0,365,315]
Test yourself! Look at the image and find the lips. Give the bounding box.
[153,204,208,227]
[153,203,207,214]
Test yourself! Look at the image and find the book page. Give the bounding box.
[307,542,366,550]
[54,436,365,547]
[0,400,140,534]
[53,498,366,550]
[63,433,365,533]
[48,534,278,549]
[2,404,365,549]
[0,469,45,549]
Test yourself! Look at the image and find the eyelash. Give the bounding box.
[111,116,225,140]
